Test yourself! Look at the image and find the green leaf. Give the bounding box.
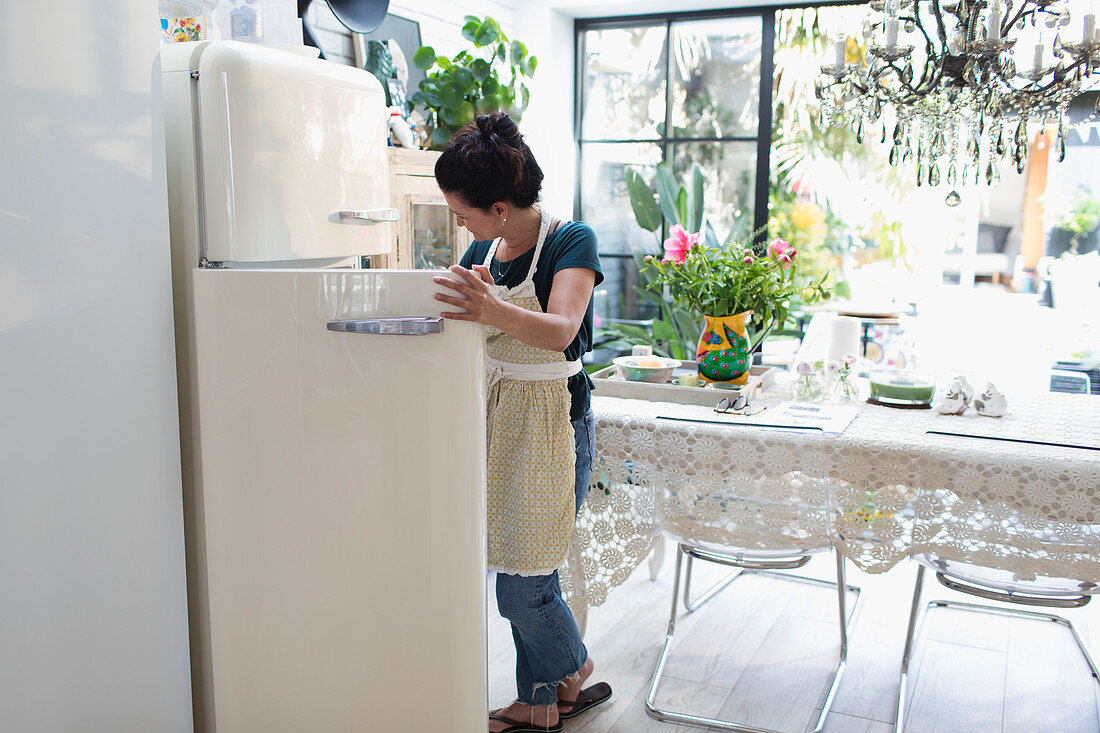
[481,76,499,95]
[674,187,688,227]
[509,40,527,66]
[475,19,500,46]
[626,169,661,232]
[454,100,476,127]
[452,66,476,89]
[441,81,465,108]
[432,125,456,148]
[424,88,442,107]
[687,163,705,232]
[463,14,480,24]
[412,46,437,70]
[525,55,538,76]
[655,162,681,227]
[471,58,491,81]
[461,20,480,44]
[478,94,501,113]
[704,221,720,249]
[409,90,425,106]
[651,317,677,342]
[436,57,454,72]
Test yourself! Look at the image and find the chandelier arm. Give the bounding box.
[909,3,938,90]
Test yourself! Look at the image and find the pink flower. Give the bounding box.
[662,225,701,264]
[743,255,754,264]
[767,238,796,268]
[593,310,603,328]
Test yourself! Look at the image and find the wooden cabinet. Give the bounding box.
[368,148,472,269]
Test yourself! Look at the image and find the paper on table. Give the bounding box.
[766,401,859,434]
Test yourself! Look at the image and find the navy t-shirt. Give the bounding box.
[459,221,604,421]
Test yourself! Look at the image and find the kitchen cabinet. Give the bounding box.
[369,148,472,269]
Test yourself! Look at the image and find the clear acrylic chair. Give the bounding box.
[645,419,861,733]
[895,515,1100,732]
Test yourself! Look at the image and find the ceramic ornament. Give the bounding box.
[935,378,970,415]
[974,382,1007,417]
[955,376,975,410]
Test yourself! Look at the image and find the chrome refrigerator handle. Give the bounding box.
[326,317,444,335]
[331,209,401,225]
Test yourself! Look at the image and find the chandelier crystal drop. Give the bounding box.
[819,0,1100,206]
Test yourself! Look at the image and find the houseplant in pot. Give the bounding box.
[641,226,824,385]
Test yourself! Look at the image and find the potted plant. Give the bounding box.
[409,15,537,149]
[1048,191,1100,257]
[642,227,825,385]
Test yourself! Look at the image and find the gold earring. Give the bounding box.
[502,218,507,222]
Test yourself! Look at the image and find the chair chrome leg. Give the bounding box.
[646,547,862,733]
[895,566,1100,733]
[895,564,927,733]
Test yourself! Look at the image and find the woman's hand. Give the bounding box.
[433,265,505,326]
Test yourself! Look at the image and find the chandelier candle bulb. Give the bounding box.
[835,38,847,74]
[989,2,1002,41]
[1034,43,1044,75]
[886,19,899,48]
[1085,14,1096,43]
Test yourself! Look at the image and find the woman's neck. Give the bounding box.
[496,206,543,261]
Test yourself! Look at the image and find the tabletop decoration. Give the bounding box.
[643,228,825,386]
[834,355,860,402]
[974,382,1008,417]
[935,375,976,414]
[793,360,824,402]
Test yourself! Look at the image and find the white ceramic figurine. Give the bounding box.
[935,377,971,415]
[974,382,1007,417]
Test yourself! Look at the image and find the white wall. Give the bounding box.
[0,3,193,732]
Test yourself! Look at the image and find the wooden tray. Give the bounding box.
[590,361,775,407]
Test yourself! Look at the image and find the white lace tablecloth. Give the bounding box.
[561,388,1100,616]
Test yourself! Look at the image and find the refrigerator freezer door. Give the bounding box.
[187,269,486,732]
[194,41,391,263]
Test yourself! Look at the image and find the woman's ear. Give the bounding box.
[493,202,510,222]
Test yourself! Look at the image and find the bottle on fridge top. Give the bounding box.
[230,0,264,42]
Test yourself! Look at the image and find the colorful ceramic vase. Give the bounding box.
[696,311,752,385]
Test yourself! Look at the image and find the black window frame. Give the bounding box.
[573,2,868,320]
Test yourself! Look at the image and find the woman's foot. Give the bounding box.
[488,701,558,732]
[555,657,594,712]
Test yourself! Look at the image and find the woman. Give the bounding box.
[433,112,612,733]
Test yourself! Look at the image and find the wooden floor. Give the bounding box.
[488,549,1100,733]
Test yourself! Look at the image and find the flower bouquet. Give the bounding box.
[642,226,824,384]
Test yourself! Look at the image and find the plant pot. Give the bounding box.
[696,311,752,385]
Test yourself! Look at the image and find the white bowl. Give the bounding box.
[612,355,680,383]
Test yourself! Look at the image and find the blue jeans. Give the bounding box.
[495,410,594,706]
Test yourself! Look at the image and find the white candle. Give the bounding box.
[835,38,846,74]
[1033,43,1044,74]
[988,2,1001,41]
[828,316,861,365]
[1084,14,1096,42]
[885,19,899,48]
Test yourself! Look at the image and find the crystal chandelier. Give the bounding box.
[818,0,1100,206]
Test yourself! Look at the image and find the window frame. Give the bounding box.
[572,2,869,308]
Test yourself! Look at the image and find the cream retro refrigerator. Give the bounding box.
[160,41,487,733]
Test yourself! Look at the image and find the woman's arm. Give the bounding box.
[434,264,596,353]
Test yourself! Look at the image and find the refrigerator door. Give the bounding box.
[186,269,486,732]
[192,41,392,263]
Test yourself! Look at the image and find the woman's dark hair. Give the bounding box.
[434,113,544,210]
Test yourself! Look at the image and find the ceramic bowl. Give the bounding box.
[612,355,680,384]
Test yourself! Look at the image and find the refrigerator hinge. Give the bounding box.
[190,71,199,79]
[199,258,225,269]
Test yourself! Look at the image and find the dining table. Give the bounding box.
[560,381,1100,624]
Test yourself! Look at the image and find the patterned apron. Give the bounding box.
[482,206,581,576]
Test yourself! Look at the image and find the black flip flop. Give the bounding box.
[557,681,613,720]
[488,713,563,733]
